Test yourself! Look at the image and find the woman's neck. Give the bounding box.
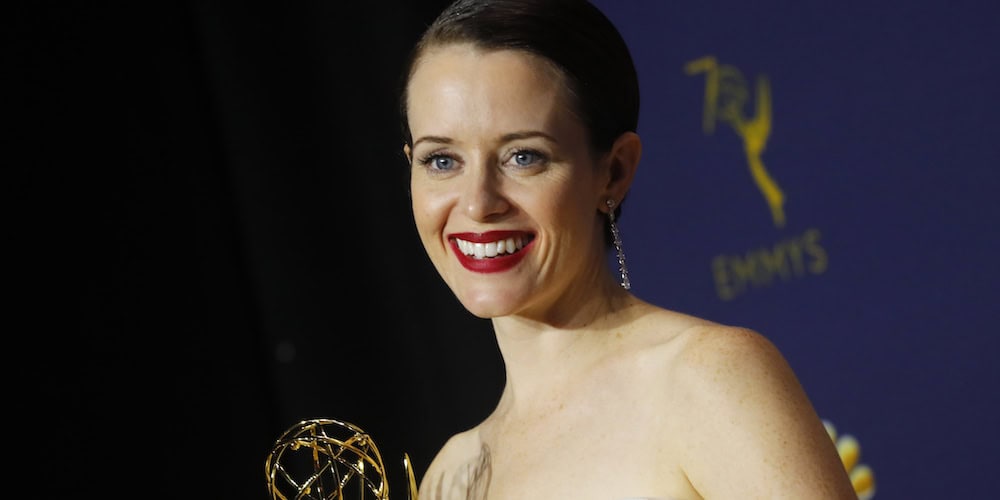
[490,284,639,409]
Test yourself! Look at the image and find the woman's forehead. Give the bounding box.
[406,45,579,141]
[410,44,565,95]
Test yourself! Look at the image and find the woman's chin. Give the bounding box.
[456,290,522,319]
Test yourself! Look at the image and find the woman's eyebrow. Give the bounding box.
[413,131,557,148]
[412,135,453,148]
[501,130,558,143]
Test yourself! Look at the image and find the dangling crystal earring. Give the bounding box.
[607,198,631,290]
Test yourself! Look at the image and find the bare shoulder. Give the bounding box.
[626,313,800,408]
[417,428,490,500]
[667,323,824,424]
[672,323,789,381]
[614,302,799,396]
[662,322,856,498]
[665,321,810,426]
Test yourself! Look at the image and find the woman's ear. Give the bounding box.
[601,131,642,209]
[403,143,412,164]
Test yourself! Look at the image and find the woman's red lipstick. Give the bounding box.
[449,231,534,273]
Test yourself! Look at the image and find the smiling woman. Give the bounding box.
[398,1,857,499]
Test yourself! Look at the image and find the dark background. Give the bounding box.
[12,2,502,497]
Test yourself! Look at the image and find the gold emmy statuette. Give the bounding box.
[265,418,418,500]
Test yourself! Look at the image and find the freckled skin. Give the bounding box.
[405,44,855,500]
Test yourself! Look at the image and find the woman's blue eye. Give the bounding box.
[513,151,537,166]
[423,155,454,170]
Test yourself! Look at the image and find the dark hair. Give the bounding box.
[398,0,639,239]
[399,0,639,154]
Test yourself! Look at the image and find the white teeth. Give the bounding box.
[456,236,527,259]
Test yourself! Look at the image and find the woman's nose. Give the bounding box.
[459,162,510,221]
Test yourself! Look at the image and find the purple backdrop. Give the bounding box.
[591,1,999,498]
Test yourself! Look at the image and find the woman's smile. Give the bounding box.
[449,231,536,272]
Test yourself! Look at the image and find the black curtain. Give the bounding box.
[12,2,503,497]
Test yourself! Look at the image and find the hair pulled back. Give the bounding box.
[399,0,639,156]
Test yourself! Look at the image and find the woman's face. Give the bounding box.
[405,44,610,320]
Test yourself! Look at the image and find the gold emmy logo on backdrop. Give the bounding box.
[685,55,785,228]
[265,418,419,500]
[685,55,830,301]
